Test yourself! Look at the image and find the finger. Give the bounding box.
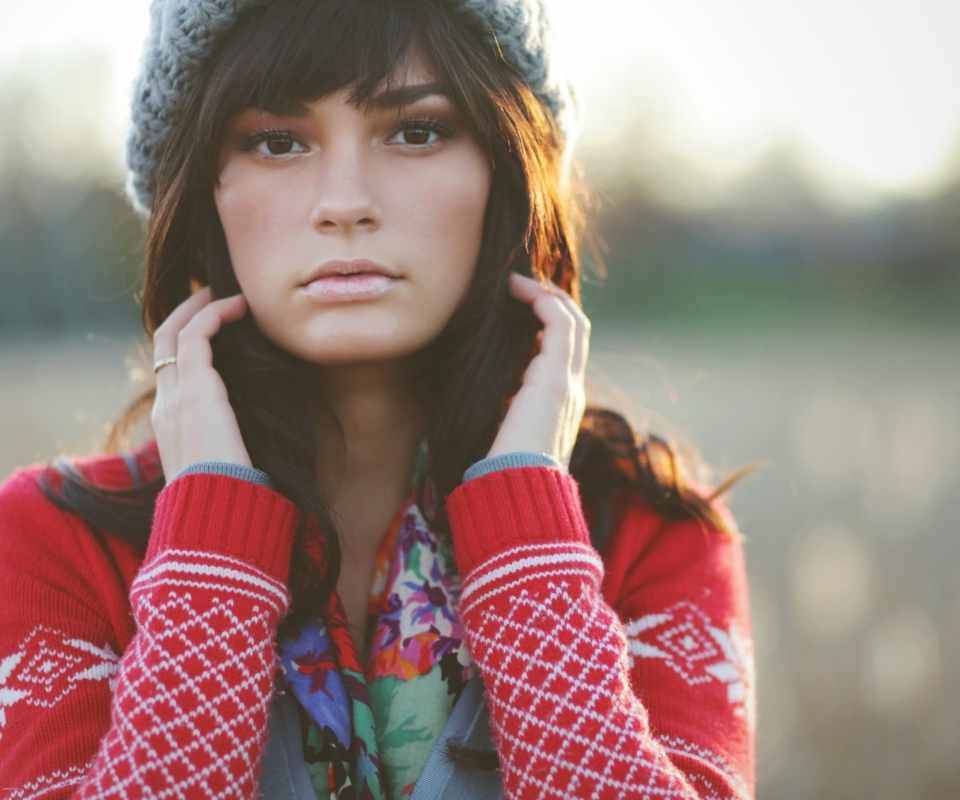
[508,272,584,324]
[152,286,213,360]
[175,295,248,380]
[539,279,591,376]
[509,273,586,368]
[508,274,576,371]
[154,353,180,393]
[153,287,215,392]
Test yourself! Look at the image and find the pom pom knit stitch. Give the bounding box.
[124,0,577,216]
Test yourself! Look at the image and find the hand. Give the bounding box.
[151,287,252,479]
[485,273,590,469]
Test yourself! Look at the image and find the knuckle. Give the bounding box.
[176,338,198,360]
[177,327,208,353]
[534,292,561,310]
[182,308,210,333]
[152,329,171,353]
[546,376,571,398]
[555,300,576,322]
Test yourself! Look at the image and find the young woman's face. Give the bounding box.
[215,58,492,365]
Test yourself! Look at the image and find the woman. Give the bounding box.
[0,0,755,798]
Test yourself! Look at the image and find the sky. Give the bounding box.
[2,0,959,203]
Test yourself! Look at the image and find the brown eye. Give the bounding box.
[387,117,454,147]
[403,127,432,145]
[266,136,295,155]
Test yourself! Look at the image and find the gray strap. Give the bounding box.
[120,451,142,486]
[258,688,318,800]
[411,676,503,800]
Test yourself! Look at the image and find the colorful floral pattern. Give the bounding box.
[366,488,475,798]
[275,438,475,800]
[278,595,385,800]
[367,502,468,681]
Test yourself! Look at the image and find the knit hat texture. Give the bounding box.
[124,0,577,217]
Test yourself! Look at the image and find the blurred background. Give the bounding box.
[1,0,957,797]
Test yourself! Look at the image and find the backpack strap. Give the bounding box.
[411,675,503,800]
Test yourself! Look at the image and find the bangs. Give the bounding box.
[204,0,435,123]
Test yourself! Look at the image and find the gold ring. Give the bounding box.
[153,356,178,373]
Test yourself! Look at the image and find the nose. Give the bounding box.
[309,146,381,236]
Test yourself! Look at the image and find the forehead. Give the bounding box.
[250,47,447,118]
[228,84,456,132]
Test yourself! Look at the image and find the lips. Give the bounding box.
[299,259,401,303]
[301,259,400,285]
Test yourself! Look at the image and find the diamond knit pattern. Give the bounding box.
[447,465,754,800]
[461,544,702,799]
[77,550,290,798]
[0,457,753,798]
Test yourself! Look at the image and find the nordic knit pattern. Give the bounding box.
[0,447,755,799]
[125,0,575,215]
[0,459,300,798]
[446,466,755,799]
[79,548,290,797]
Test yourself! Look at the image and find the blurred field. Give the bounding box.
[1,322,957,799]
[589,322,960,800]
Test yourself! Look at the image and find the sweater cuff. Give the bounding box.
[446,466,590,576]
[146,473,300,585]
[462,451,565,483]
[171,461,274,489]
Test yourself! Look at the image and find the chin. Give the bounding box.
[283,328,436,367]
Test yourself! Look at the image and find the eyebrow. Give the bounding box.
[253,82,452,120]
[368,82,452,111]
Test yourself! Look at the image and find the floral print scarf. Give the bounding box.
[276,441,476,800]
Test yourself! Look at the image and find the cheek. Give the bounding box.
[397,156,491,294]
[214,167,298,290]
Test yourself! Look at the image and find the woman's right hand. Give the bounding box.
[151,286,252,479]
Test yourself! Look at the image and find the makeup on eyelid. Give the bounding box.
[228,95,460,146]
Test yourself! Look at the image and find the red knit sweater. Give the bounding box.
[0,444,754,799]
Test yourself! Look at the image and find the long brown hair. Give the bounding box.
[47,0,746,639]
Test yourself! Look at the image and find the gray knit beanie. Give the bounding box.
[124,0,577,217]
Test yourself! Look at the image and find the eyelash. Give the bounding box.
[237,115,458,155]
[238,126,296,154]
[396,116,457,143]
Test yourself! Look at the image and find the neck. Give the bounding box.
[312,357,427,506]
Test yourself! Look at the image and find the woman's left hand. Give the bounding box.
[485,273,590,469]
